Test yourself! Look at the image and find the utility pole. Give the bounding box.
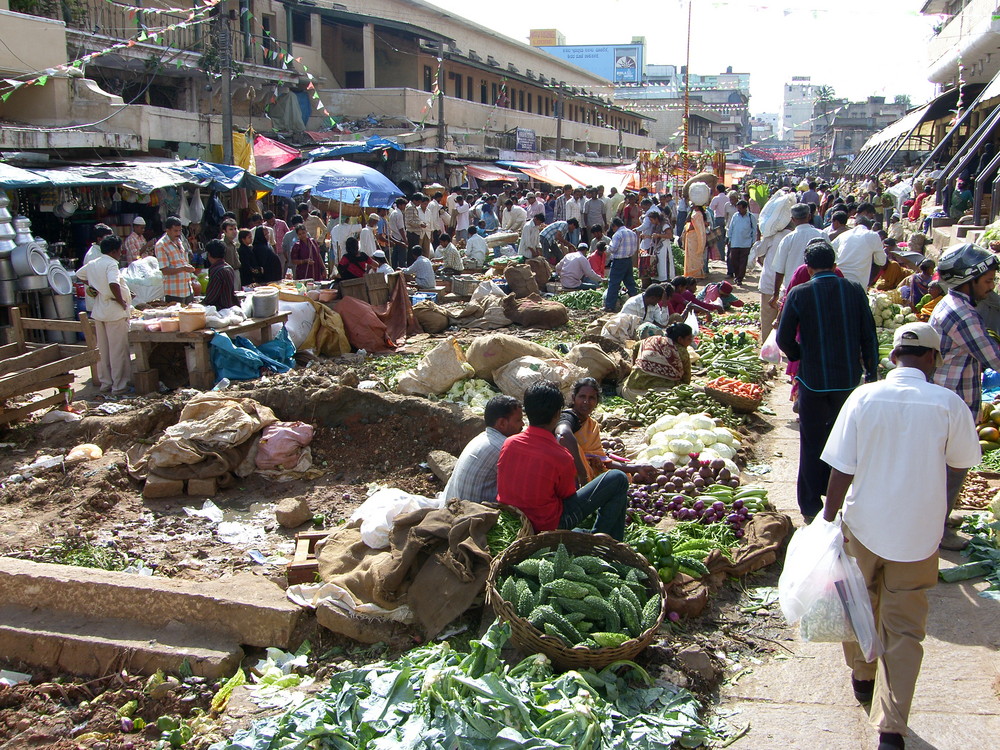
[555,87,564,159]
[437,47,446,155]
[214,7,234,166]
[682,0,692,171]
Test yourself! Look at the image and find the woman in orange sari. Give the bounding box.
[683,204,708,279]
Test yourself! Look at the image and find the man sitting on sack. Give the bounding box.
[443,395,524,506]
[497,380,629,541]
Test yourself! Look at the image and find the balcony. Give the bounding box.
[927,0,1000,84]
[14,0,298,83]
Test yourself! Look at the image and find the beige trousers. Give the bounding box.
[760,293,778,343]
[95,318,132,392]
[842,526,939,735]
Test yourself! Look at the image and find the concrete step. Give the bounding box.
[0,558,302,649]
[0,605,243,679]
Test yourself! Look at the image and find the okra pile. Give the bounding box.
[497,542,661,649]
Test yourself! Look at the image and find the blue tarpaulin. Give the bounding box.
[272,160,403,207]
[307,135,404,160]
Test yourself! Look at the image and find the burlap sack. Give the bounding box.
[682,171,719,201]
[502,293,569,329]
[526,256,553,288]
[396,337,474,396]
[465,333,559,379]
[412,300,450,334]
[493,356,588,401]
[566,343,617,381]
[504,264,539,298]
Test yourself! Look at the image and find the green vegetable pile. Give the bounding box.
[971,448,1000,473]
[487,507,524,557]
[496,543,661,648]
[623,525,709,583]
[554,288,605,310]
[437,378,498,409]
[210,623,716,750]
[696,340,765,383]
[945,506,1000,587]
[625,386,746,430]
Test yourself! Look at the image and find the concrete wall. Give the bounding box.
[0,9,67,75]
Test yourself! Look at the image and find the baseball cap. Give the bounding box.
[132,216,146,225]
[893,322,943,366]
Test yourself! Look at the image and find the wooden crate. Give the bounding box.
[286,529,329,585]
[0,309,98,426]
[339,277,368,302]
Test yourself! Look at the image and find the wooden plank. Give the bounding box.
[0,351,97,400]
[20,318,88,333]
[0,342,23,360]
[77,312,99,384]
[0,344,61,378]
[9,308,24,350]
[127,312,290,344]
[0,390,67,427]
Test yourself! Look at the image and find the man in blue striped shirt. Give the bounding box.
[603,217,639,312]
[777,239,878,521]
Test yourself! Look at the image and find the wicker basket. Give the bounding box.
[496,503,535,542]
[704,385,761,414]
[486,530,667,670]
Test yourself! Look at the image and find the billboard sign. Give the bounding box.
[539,44,643,84]
[515,128,537,152]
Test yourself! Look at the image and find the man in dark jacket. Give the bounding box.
[777,238,878,521]
[202,239,237,309]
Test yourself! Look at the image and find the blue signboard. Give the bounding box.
[539,44,643,84]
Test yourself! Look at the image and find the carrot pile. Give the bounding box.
[706,377,764,402]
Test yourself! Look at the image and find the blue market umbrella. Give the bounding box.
[272,160,403,208]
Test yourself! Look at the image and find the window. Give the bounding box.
[545,98,550,117]
[424,66,434,93]
[518,90,524,111]
[481,81,488,104]
[527,93,532,113]
[492,83,498,104]
[450,73,462,99]
[467,76,474,102]
[291,12,311,46]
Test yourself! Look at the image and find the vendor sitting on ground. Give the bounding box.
[465,222,489,267]
[443,395,524,505]
[497,380,629,540]
[697,280,744,311]
[202,239,237,310]
[556,377,649,485]
[372,249,393,276]
[588,240,608,279]
[620,323,694,398]
[673,276,724,317]
[337,236,378,280]
[620,284,672,335]
[402,245,436,290]
[918,280,945,321]
[434,233,464,275]
[556,242,603,291]
[900,258,936,309]
[872,239,912,291]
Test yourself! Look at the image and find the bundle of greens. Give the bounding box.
[210,624,715,750]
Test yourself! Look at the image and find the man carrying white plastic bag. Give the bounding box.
[816,322,979,750]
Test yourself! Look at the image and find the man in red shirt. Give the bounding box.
[497,380,628,540]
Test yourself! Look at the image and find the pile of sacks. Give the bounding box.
[130,392,316,499]
[397,332,630,399]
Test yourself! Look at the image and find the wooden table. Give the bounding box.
[129,312,290,393]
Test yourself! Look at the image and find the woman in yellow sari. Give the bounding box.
[683,204,708,279]
[556,377,647,485]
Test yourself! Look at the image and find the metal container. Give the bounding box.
[47,262,72,296]
[0,257,14,281]
[251,287,279,317]
[0,279,15,306]
[10,242,49,277]
[17,274,50,291]
[13,216,34,246]
[40,292,77,343]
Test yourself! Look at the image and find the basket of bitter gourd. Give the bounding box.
[485,530,667,670]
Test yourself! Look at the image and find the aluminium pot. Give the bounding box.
[10,242,49,277]
[0,257,14,280]
[0,279,15,306]
[16,274,50,291]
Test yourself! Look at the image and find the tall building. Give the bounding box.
[781,76,817,144]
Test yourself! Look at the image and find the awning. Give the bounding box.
[308,135,404,160]
[0,163,60,188]
[513,160,635,193]
[253,135,300,174]
[1,159,274,192]
[465,164,523,182]
[173,161,277,192]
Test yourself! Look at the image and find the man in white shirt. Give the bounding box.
[465,222,489,266]
[417,195,435,252]
[708,184,731,262]
[755,226,792,342]
[606,187,624,224]
[556,242,603,290]
[833,215,885,288]
[328,220,362,265]
[403,246,436,290]
[82,224,116,311]
[371,249,393,276]
[76,235,132,394]
[501,200,527,234]
[443,395,524,505]
[519,214,545,258]
[564,188,585,229]
[769,203,825,308]
[453,195,471,241]
[387,197,408,268]
[524,193,545,221]
[821,323,980,750]
[359,215,380,258]
[619,285,670,328]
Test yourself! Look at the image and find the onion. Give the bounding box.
[663,461,676,473]
[710,458,726,472]
[699,466,714,479]
[719,468,732,481]
[656,475,670,486]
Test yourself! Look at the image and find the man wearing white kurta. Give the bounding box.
[76,235,132,394]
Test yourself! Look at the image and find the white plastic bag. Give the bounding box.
[122,256,164,305]
[758,192,797,238]
[348,487,444,549]
[760,328,782,363]
[779,517,882,662]
[683,309,700,336]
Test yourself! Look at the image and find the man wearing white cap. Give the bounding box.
[123,217,148,265]
[821,322,980,750]
[371,249,393,276]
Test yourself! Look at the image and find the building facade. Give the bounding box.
[781,76,817,144]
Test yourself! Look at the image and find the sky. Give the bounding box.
[424,0,938,115]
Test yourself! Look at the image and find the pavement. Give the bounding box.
[718,375,1000,750]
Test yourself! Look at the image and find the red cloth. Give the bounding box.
[497,426,576,532]
[253,135,300,174]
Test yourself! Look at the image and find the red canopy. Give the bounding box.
[253,135,300,174]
